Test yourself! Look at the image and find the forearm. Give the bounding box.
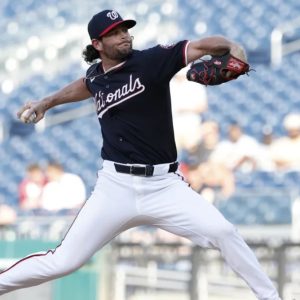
[196,36,232,55]
[41,78,91,110]
[17,77,92,123]
[187,36,245,63]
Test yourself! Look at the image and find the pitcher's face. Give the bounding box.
[96,25,133,61]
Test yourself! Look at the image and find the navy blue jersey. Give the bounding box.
[85,40,189,164]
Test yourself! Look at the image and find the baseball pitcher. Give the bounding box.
[1,9,280,300]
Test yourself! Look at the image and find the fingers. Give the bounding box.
[17,102,32,119]
[17,101,45,124]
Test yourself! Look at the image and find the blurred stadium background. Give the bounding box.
[1,0,300,299]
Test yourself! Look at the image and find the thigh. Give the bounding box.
[56,171,139,261]
[142,178,232,247]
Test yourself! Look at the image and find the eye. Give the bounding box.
[112,29,121,36]
[105,30,116,37]
[106,27,128,37]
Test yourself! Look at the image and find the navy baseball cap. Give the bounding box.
[88,10,136,40]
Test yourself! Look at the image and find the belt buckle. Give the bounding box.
[128,164,154,176]
[129,165,135,175]
[145,165,154,176]
[129,165,143,176]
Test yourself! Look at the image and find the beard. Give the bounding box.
[103,41,133,61]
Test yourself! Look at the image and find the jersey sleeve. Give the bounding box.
[142,40,189,83]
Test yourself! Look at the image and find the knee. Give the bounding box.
[50,250,84,276]
[57,256,83,275]
[212,221,237,242]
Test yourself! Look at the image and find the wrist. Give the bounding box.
[41,96,54,111]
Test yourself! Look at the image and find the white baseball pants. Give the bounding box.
[0,161,280,299]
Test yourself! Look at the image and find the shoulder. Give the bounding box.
[145,40,188,53]
[133,41,188,58]
[134,41,189,68]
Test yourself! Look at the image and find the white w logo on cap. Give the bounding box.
[107,10,119,20]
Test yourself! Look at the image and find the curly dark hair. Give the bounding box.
[82,44,100,64]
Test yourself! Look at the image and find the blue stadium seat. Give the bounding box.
[217,189,292,225]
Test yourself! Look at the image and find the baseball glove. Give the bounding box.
[186,51,250,86]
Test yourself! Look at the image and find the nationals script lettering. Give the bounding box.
[94,74,145,118]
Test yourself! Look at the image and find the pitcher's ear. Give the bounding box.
[91,39,102,51]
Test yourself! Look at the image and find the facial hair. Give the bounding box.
[103,40,133,61]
